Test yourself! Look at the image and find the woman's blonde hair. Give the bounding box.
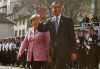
[30,14,40,21]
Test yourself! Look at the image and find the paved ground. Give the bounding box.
[0,64,100,69]
[0,65,24,69]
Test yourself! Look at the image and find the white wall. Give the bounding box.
[0,23,14,39]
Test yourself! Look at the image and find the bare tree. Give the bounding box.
[17,0,92,24]
[58,0,91,24]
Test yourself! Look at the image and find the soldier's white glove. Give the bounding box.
[87,45,91,50]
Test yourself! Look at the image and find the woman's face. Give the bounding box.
[31,16,39,29]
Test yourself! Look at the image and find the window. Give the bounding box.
[19,30,21,36]
[13,15,14,20]
[23,19,25,25]
[10,16,11,20]
[20,20,22,25]
[15,31,17,37]
[22,30,25,37]
[4,0,6,1]
[5,6,7,13]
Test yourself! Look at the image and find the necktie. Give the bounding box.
[55,17,59,32]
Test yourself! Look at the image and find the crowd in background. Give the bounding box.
[72,25,100,69]
[0,37,27,68]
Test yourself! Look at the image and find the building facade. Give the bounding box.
[14,16,29,38]
[0,0,29,38]
[0,0,15,39]
[0,22,14,39]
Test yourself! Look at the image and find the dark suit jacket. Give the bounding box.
[38,16,76,59]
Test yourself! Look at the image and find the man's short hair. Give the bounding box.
[50,1,61,8]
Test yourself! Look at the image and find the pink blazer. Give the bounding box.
[19,28,50,62]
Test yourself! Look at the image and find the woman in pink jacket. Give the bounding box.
[17,14,50,69]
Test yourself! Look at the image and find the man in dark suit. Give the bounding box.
[38,1,77,69]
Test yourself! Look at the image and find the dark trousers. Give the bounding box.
[31,61,47,69]
[54,58,67,69]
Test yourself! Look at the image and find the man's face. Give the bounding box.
[88,29,94,34]
[51,3,62,16]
